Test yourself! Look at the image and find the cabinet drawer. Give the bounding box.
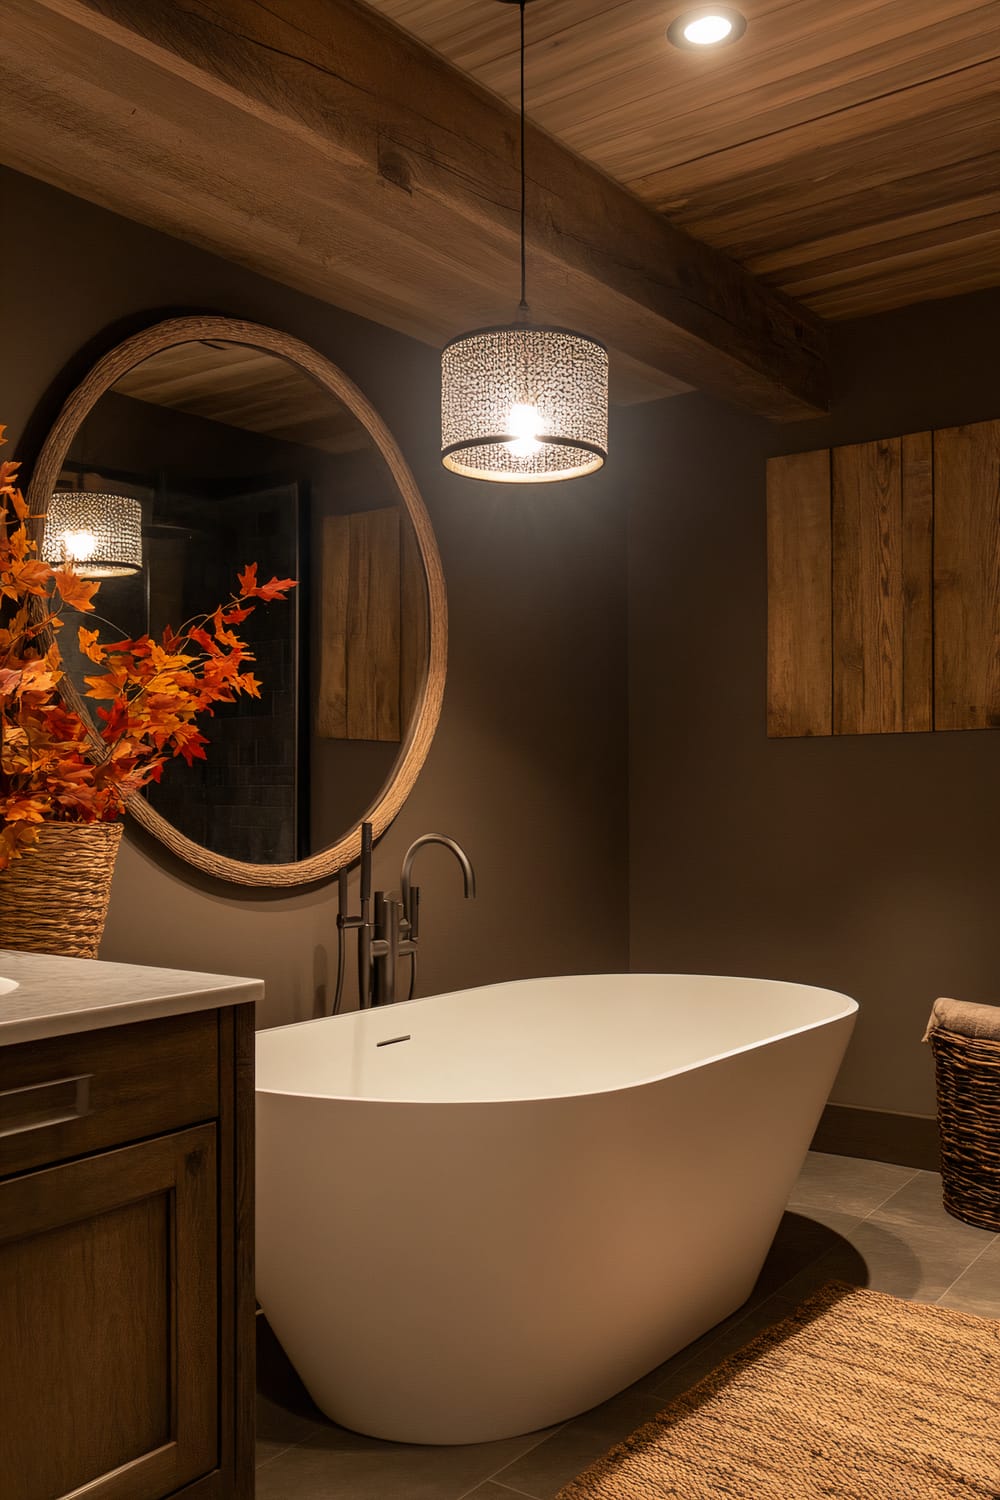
[0,1010,218,1178]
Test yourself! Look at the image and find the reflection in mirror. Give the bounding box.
[55,339,428,867]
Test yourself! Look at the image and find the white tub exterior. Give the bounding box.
[255,973,857,1444]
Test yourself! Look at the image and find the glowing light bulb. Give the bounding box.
[60,528,98,562]
[505,402,544,459]
[683,13,733,43]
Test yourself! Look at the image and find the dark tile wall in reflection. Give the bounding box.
[146,486,300,864]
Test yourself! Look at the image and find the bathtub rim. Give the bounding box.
[254,972,858,1108]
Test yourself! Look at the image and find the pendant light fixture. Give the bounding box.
[441,0,609,483]
[43,487,143,578]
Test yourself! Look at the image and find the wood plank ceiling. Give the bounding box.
[365,0,1000,319]
[112,343,372,454]
[0,0,830,416]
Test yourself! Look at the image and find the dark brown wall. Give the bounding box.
[2,168,629,1025]
[627,288,1000,1118]
[9,165,997,1117]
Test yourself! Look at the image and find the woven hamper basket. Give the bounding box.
[0,822,123,960]
[930,1026,1000,1232]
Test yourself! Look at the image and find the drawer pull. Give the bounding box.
[0,1074,92,1138]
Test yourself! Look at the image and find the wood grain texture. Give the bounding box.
[214,1006,255,1500]
[0,1125,217,1500]
[316,512,351,741]
[0,0,829,414]
[833,438,904,735]
[113,341,372,455]
[766,449,832,738]
[832,435,934,734]
[24,315,449,888]
[231,1006,256,1500]
[1,1193,170,1499]
[400,518,429,735]
[0,1009,218,1178]
[900,431,934,733]
[768,422,1000,739]
[164,1475,226,1499]
[367,0,1000,322]
[317,508,406,742]
[347,507,401,741]
[216,1009,237,1500]
[933,418,1000,730]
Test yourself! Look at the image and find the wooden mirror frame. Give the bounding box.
[26,316,447,887]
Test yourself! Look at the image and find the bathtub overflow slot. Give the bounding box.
[376,1034,412,1048]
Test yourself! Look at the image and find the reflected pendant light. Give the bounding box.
[42,489,143,578]
[441,0,608,483]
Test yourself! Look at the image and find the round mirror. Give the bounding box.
[26,317,446,887]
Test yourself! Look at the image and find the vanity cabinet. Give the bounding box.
[0,1003,255,1500]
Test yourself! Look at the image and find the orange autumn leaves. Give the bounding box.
[0,430,295,870]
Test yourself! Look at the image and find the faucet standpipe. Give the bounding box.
[334,829,476,1011]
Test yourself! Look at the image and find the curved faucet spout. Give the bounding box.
[400,834,476,927]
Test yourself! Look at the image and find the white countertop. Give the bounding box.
[0,949,264,1046]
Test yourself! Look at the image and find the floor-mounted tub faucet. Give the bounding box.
[334,825,476,1010]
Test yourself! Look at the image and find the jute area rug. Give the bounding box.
[556,1283,1000,1500]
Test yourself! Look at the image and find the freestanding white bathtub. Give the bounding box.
[255,973,857,1445]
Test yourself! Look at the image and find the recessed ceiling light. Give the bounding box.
[667,7,747,49]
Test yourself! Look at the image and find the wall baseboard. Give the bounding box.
[811,1103,940,1171]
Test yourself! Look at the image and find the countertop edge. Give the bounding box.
[0,966,264,1048]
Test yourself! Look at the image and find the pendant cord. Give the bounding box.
[518,0,528,314]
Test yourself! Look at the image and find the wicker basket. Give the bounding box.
[0,822,124,960]
[930,1026,1000,1232]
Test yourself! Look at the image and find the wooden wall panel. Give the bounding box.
[933,419,1000,730]
[316,508,409,743]
[768,426,940,738]
[900,430,934,732]
[766,449,832,737]
[833,438,902,734]
[831,433,933,734]
[399,519,428,737]
[316,512,351,740]
[346,508,401,742]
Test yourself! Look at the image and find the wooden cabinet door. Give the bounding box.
[0,1125,218,1500]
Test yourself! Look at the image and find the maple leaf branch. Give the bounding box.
[2,423,297,865]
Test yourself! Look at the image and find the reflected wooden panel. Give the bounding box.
[400,517,429,735]
[317,507,426,743]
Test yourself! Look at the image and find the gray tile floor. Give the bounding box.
[255,1152,999,1499]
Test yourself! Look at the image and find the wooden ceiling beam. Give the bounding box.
[0,0,830,416]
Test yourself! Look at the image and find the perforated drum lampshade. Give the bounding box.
[441,326,609,483]
[42,491,143,578]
